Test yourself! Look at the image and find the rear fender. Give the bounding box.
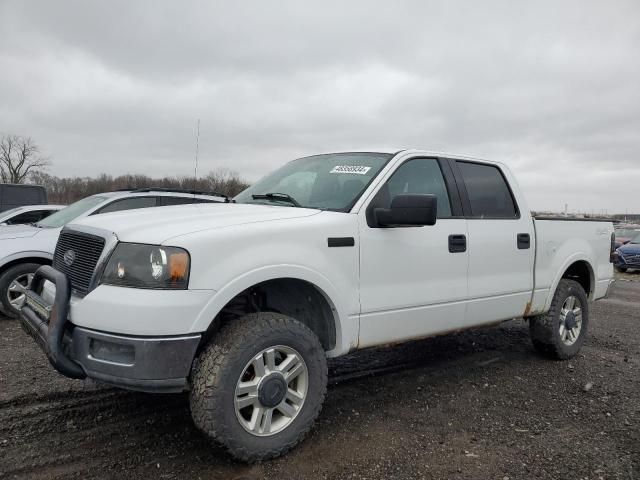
[544,253,595,310]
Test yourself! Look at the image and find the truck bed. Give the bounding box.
[529,218,614,316]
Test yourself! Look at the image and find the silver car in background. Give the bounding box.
[0,188,227,317]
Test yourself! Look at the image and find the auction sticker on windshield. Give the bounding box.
[330,165,372,175]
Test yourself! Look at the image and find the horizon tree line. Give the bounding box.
[1,134,249,203]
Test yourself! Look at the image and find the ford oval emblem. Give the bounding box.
[63,249,76,266]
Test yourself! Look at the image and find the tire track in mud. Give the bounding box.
[1,281,637,479]
[1,323,533,479]
[0,388,196,479]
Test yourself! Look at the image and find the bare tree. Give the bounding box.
[0,134,51,184]
[29,168,250,204]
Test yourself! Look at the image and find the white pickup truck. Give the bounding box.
[20,150,615,462]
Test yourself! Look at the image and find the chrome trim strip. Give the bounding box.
[74,327,201,343]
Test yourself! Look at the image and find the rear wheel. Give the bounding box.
[189,312,327,462]
[0,263,41,319]
[529,279,589,360]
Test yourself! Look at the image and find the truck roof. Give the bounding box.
[316,149,505,166]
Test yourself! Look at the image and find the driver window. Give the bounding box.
[374,158,452,218]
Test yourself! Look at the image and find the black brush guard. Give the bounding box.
[19,265,86,379]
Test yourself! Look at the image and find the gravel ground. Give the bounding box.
[0,274,638,479]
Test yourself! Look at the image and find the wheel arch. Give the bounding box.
[545,256,595,310]
[191,266,352,356]
[0,252,53,275]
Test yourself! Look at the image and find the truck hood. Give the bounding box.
[69,203,322,244]
[0,224,41,240]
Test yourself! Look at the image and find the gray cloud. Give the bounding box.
[1,0,639,213]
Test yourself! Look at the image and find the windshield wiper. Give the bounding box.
[251,192,301,207]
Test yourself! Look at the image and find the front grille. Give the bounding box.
[53,231,106,294]
[623,254,640,265]
[622,253,640,264]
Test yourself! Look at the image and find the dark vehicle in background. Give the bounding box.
[0,184,47,212]
[615,231,640,272]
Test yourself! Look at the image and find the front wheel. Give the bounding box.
[189,312,328,462]
[0,263,41,319]
[529,279,589,360]
[615,266,628,273]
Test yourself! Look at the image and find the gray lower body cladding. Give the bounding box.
[19,265,201,393]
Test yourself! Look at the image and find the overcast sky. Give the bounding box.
[1,1,639,213]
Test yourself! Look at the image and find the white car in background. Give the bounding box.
[0,204,65,226]
[0,188,227,317]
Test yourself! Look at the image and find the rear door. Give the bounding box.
[451,160,534,323]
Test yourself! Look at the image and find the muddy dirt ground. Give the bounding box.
[1,274,638,480]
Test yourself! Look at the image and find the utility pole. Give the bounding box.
[193,119,200,194]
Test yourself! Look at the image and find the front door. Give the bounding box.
[358,156,469,348]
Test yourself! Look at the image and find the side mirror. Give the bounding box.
[374,194,438,227]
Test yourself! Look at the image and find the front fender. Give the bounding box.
[190,264,356,357]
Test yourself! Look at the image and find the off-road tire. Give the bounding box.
[0,263,41,319]
[529,279,589,360]
[189,312,328,462]
[615,266,628,273]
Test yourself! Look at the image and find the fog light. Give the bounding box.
[89,339,135,365]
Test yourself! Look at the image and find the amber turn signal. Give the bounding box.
[169,252,190,282]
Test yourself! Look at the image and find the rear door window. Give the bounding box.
[97,196,158,214]
[159,196,197,206]
[456,162,518,218]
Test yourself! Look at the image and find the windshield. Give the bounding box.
[235,153,392,211]
[629,231,640,244]
[37,196,107,228]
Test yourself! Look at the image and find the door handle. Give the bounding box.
[517,233,531,249]
[448,234,467,253]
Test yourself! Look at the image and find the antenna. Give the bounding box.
[193,119,200,195]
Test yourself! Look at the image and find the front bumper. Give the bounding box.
[615,255,640,269]
[20,266,201,392]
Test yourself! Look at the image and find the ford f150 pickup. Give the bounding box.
[19,150,615,461]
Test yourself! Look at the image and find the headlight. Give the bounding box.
[101,243,190,289]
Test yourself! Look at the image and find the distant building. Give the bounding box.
[613,214,640,223]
